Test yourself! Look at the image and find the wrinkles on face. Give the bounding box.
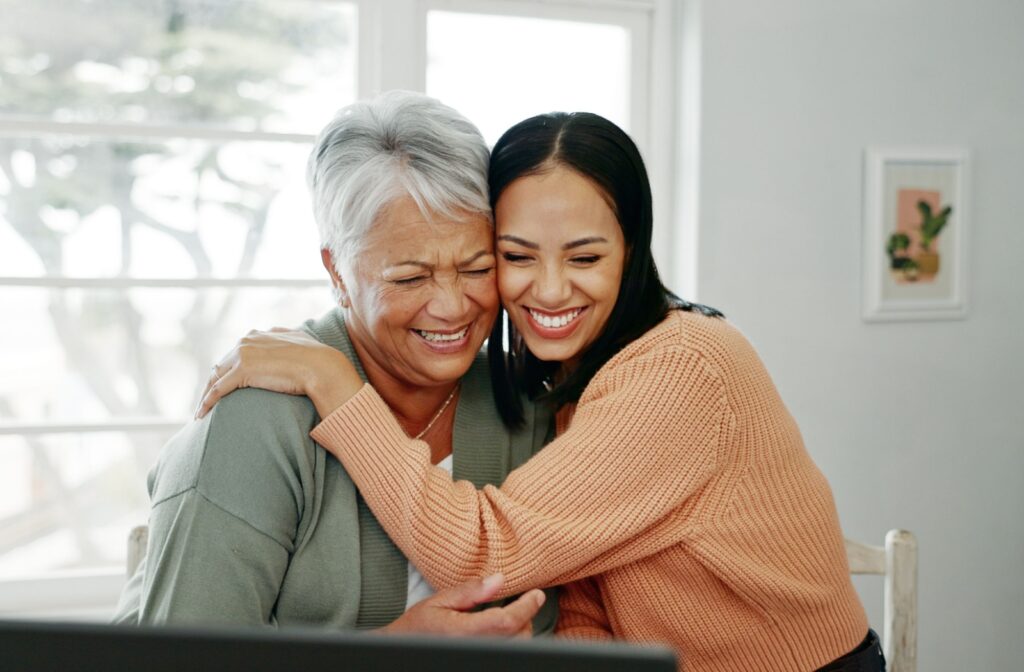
[337,196,499,391]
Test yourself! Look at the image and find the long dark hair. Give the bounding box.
[487,112,722,428]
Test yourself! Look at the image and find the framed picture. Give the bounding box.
[862,147,969,321]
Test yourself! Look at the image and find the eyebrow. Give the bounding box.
[389,260,432,271]
[563,236,608,250]
[497,234,608,251]
[389,249,493,271]
[497,235,538,250]
[457,250,494,267]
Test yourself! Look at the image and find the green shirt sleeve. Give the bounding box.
[134,489,291,625]
[115,388,322,626]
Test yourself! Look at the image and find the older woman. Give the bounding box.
[113,91,554,634]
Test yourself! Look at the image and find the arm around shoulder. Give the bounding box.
[313,342,730,596]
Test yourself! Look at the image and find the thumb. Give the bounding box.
[434,574,505,611]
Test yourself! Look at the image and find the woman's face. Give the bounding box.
[495,166,626,368]
[333,195,498,389]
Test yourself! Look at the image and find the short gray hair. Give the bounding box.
[307,91,491,266]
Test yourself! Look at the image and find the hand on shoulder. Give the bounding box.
[195,327,363,420]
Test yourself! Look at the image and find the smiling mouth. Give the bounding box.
[527,307,585,330]
[413,325,470,343]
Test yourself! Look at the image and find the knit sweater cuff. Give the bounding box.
[310,383,423,487]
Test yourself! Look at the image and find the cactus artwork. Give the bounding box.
[888,189,953,283]
[917,200,953,252]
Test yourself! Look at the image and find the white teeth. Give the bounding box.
[529,308,581,329]
[417,327,469,342]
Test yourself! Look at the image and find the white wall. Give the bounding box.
[679,1,1024,669]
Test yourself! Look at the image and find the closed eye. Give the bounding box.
[461,267,494,277]
[570,255,600,265]
[501,252,532,263]
[393,276,428,286]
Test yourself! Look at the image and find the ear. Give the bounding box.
[321,248,351,308]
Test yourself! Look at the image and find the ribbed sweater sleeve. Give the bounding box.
[556,578,614,641]
[311,341,730,597]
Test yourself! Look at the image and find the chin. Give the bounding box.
[422,358,476,385]
[522,341,581,364]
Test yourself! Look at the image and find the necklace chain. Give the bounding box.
[413,384,459,440]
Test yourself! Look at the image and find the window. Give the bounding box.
[1,0,675,617]
[426,7,636,143]
[0,0,357,616]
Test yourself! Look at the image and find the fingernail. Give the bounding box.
[482,573,503,591]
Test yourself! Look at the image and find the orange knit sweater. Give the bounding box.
[312,310,868,671]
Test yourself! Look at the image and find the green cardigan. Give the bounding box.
[114,309,556,632]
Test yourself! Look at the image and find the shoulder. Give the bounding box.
[613,310,761,375]
[199,387,319,465]
[582,310,762,402]
[149,388,321,536]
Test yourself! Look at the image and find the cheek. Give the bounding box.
[497,265,529,303]
[373,291,422,332]
[575,268,622,313]
[468,276,500,311]
[595,255,626,302]
[603,273,625,303]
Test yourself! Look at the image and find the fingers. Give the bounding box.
[493,589,545,631]
[193,326,288,420]
[382,580,543,639]
[199,362,225,406]
[434,573,505,612]
[465,590,544,637]
[514,623,534,639]
[195,367,245,419]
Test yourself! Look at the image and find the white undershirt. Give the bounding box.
[404,453,454,610]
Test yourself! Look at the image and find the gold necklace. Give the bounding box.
[413,384,459,440]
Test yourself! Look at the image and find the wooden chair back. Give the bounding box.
[126,524,149,578]
[845,529,917,672]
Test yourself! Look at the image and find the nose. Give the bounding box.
[426,275,470,321]
[532,262,572,307]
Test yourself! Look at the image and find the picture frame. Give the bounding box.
[862,147,970,322]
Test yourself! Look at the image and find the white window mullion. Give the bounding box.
[0,420,188,437]
[0,118,314,145]
[645,0,677,289]
[0,569,125,621]
[357,0,427,95]
[0,277,326,289]
[672,0,700,300]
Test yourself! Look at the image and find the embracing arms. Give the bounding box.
[198,325,728,599]
[311,346,726,596]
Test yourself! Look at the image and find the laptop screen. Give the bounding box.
[0,619,677,672]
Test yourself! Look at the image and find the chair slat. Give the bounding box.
[844,538,885,574]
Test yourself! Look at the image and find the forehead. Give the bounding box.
[360,196,493,264]
[495,167,620,239]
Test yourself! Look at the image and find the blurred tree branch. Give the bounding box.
[0,0,350,569]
